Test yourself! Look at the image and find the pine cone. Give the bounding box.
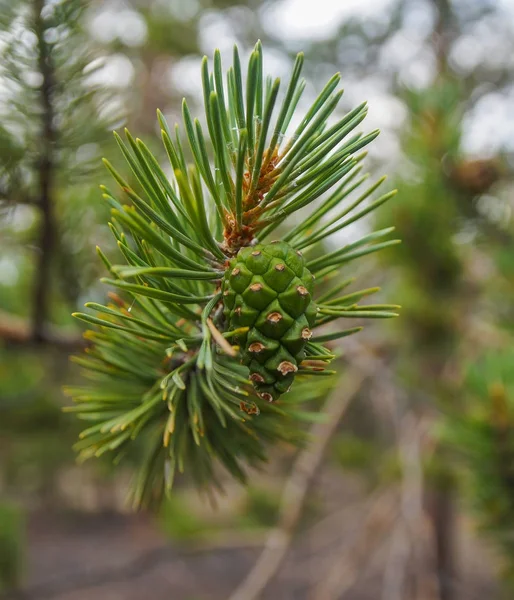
[448,159,501,196]
[222,241,317,401]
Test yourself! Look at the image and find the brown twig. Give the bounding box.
[382,414,440,600]
[0,309,84,350]
[310,489,399,600]
[206,317,237,357]
[227,371,367,600]
[347,338,443,600]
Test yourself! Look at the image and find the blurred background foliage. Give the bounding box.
[2,0,514,598]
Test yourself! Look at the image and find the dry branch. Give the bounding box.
[310,489,399,600]
[228,370,367,600]
[0,309,84,350]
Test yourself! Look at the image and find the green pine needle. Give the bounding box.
[68,43,399,508]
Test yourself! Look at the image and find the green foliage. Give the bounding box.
[374,79,473,394]
[69,43,398,508]
[0,0,117,197]
[442,350,514,586]
[378,82,463,295]
[158,496,209,542]
[331,433,379,472]
[0,351,77,492]
[0,503,24,591]
[239,486,280,529]
[0,0,118,320]
[376,69,514,591]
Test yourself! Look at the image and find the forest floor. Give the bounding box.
[2,469,500,600]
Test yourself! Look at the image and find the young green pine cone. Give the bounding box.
[222,240,317,402]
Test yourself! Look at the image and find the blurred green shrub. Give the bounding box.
[442,350,514,587]
[158,496,210,542]
[331,433,378,472]
[239,487,280,529]
[0,503,24,592]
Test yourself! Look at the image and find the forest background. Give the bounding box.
[2,1,514,599]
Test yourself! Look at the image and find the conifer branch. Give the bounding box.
[67,43,399,506]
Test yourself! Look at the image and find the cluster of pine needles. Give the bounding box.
[66,42,399,507]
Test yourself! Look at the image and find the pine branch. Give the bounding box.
[67,43,399,506]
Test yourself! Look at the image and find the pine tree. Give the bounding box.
[0,0,117,342]
[68,42,399,508]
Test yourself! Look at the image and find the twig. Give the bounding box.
[0,309,84,350]
[382,522,412,600]
[381,414,439,600]
[227,371,367,600]
[310,489,399,600]
[381,416,419,600]
[0,188,37,205]
[319,341,441,600]
[403,418,440,600]
[351,340,441,600]
[299,492,380,557]
[207,317,237,356]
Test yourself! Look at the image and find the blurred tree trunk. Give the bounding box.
[33,0,57,342]
[427,3,458,598]
[426,471,456,600]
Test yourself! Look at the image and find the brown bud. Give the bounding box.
[250,373,265,383]
[449,158,501,196]
[251,250,262,257]
[259,392,274,402]
[235,307,242,316]
[240,401,259,415]
[249,342,265,353]
[277,361,298,375]
[301,327,312,340]
[275,263,286,272]
[223,289,230,296]
[232,268,240,276]
[296,250,303,256]
[297,285,309,296]
[108,292,126,307]
[267,311,283,323]
[250,283,263,292]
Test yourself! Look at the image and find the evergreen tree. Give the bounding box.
[0,0,117,342]
[373,0,513,592]
[443,350,514,596]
